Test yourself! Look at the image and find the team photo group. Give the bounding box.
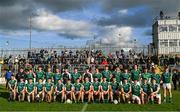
[6,63,176,105]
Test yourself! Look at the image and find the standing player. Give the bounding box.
[131,65,141,84]
[71,68,81,84]
[54,79,65,102]
[92,77,101,102]
[162,67,172,103]
[121,78,131,103]
[74,78,83,103]
[141,78,151,104]
[36,66,45,83]
[26,78,35,102]
[64,79,76,102]
[102,66,112,82]
[17,77,25,102]
[151,68,161,85]
[112,66,122,83]
[121,68,131,84]
[109,77,120,103]
[82,67,93,83]
[150,78,161,104]
[141,67,151,83]
[44,78,53,103]
[62,68,71,84]
[53,68,62,85]
[45,67,54,82]
[35,78,44,102]
[93,68,102,82]
[82,77,93,103]
[8,75,17,101]
[100,77,110,103]
[131,79,142,104]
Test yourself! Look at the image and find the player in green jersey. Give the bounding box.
[141,68,151,83]
[112,66,122,83]
[26,78,35,102]
[35,78,44,102]
[45,67,54,82]
[36,66,45,83]
[131,65,141,83]
[151,68,161,84]
[17,77,25,102]
[82,77,93,103]
[121,68,131,84]
[8,75,17,101]
[74,78,83,102]
[93,68,102,82]
[121,78,131,103]
[100,77,110,103]
[102,65,112,82]
[44,78,53,103]
[131,79,142,104]
[25,69,35,84]
[64,79,76,102]
[54,79,65,102]
[109,77,120,103]
[92,77,101,102]
[53,68,62,85]
[150,78,161,104]
[72,68,82,84]
[162,67,172,103]
[141,78,151,104]
[82,67,93,83]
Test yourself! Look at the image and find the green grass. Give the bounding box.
[0,85,180,111]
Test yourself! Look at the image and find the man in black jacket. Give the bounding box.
[16,67,25,82]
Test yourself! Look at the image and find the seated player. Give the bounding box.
[8,75,17,101]
[121,78,131,103]
[82,77,93,103]
[74,78,83,103]
[92,77,101,102]
[109,77,120,103]
[131,79,142,104]
[44,78,53,103]
[54,79,65,102]
[35,78,44,102]
[100,77,110,103]
[141,78,151,104]
[150,78,161,104]
[26,78,35,102]
[64,79,76,103]
[17,77,25,102]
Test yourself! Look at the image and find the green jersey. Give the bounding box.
[121,83,131,93]
[45,82,53,91]
[26,74,34,81]
[56,83,64,91]
[121,73,131,82]
[110,81,119,91]
[101,81,109,91]
[74,83,82,91]
[132,83,141,96]
[72,72,81,83]
[45,72,54,81]
[53,73,62,85]
[17,82,25,92]
[36,83,44,92]
[102,70,111,82]
[162,72,172,83]
[131,69,141,81]
[36,71,45,81]
[26,83,34,93]
[141,73,151,80]
[83,82,91,91]
[65,83,73,91]
[151,73,161,84]
[112,71,121,83]
[93,73,102,82]
[92,82,100,91]
[141,83,151,94]
[8,79,17,89]
[151,83,160,94]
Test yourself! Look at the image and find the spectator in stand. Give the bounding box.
[102,58,108,66]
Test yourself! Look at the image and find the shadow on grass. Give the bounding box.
[0,91,9,99]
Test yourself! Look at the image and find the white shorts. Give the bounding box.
[132,95,140,101]
[163,83,171,89]
[155,94,161,99]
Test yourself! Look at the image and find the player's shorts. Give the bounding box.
[56,91,63,95]
[75,91,80,95]
[66,91,71,95]
[155,93,161,99]
[132,95,140,101]
[163,83,171,89]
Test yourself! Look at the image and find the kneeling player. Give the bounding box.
[74,78,83,103]
[8,75,17,101]
[131,80,142,104]
[26,78,35,102]
[150,78,161,104]
[141,78,151,104]
[100,77,110,103]
[17,77,25,102]
[82,77,93,103]
[92,77,101,102]
[35,78,44,102]
[45,78,53,103]
[110,77,120,103]
[65,79,76,102]
[121,79,131,103]
[54,79,65,102]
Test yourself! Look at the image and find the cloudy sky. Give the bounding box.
[0,0,180,48]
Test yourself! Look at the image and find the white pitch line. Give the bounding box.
[81,103,88,112]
